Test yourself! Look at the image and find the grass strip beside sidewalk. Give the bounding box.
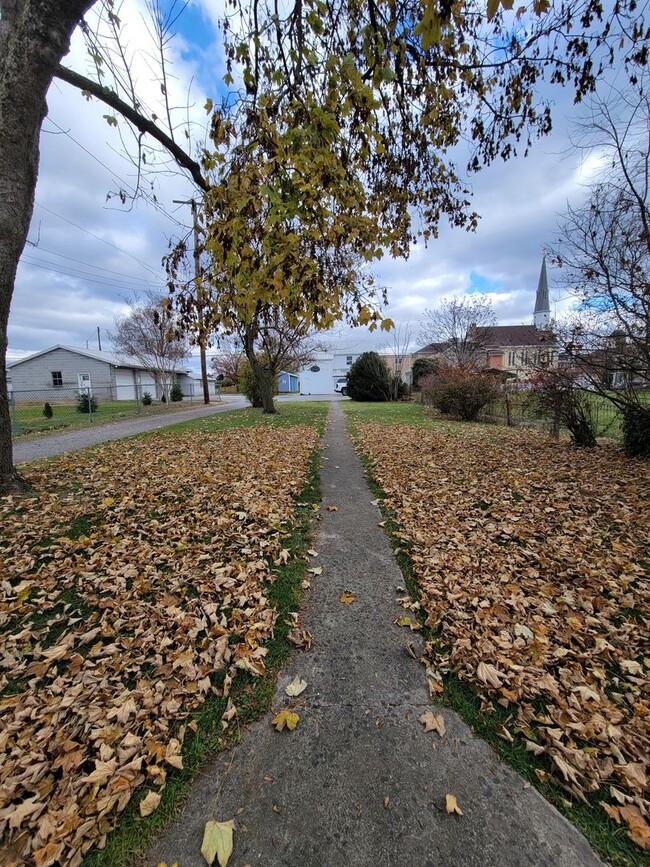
[344,401,649,866]
[0,404,326,867]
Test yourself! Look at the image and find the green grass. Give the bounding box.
[12,398,202,436]
[174,401,329,435]
[79,407,325,867]
[342,399,476,435]
[344,402,644,867]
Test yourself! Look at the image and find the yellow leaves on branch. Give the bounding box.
[0,424,319,865]
[355,421,650,849]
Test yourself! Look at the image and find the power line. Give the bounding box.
[34,203,164,278]
[22,249,162,285]
[20,258,165,294]
[45,118,188,231]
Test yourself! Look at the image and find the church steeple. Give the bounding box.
[534,256,550,329]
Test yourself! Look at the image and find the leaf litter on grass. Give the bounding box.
[355,422,650,851]
[0,424,319,866]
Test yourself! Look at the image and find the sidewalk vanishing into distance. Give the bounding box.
[147,402,602,867]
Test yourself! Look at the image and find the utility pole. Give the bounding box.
[97,327,102,351]
[173,198,210,405]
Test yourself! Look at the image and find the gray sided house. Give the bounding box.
[7,346,193,401]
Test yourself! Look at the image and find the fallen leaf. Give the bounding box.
[326,505,338,512]
[340,591,355,604]
[307,566,323,576]
[272,710,300,731]
[476,661,504,688]
[496,724,513,743]
[445,794,463,815]
[139,790,161,817]
[419,711,446,737]
[285,676,307,697]
[201,819,235,866]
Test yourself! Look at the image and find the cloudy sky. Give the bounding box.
[7,1,613,371]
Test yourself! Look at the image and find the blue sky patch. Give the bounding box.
[466,271,502,295]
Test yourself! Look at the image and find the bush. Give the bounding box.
[76,392,98,414]
[621,403,650,458]
[238,361,278,407]
[141,391,152,406]
[420,364,501,421]
[528,371,597,447]
[170,380,183,402]
[42,402,53,419]
[346,352,391,402]
[412,357,439,389]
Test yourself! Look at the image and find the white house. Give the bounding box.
[299,350,361,394]
[7,345,200,401]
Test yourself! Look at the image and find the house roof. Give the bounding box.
[8,345,190,374]
[475,325,555,347]
[414,341,449,355]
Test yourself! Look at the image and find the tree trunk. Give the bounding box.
[242,323,277,414]
[0,0,95,495]
[253,359,277,414]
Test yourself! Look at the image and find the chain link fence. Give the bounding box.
[476,388,623,438]
[9,384,208,436]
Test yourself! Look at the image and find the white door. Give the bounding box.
[77,372,92,394]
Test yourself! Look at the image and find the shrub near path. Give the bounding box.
[352,416,649,854]
[0,421,320,866]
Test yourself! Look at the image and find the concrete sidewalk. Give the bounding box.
[147,403,602,866]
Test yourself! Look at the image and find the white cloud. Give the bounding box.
[7,10,604,364]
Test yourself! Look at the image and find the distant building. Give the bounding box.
[299,350,362,394]
[413,258,557,381]
[7,345,205,400]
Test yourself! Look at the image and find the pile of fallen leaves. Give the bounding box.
[355,422,649,850]
[0,425,318,866]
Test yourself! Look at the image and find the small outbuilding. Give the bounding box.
[7,345,193,401]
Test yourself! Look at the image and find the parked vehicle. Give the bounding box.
[334,377,348,396]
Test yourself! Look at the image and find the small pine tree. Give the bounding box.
[170,380,183,402]
[346,352,392,402]
[141,391,152,406]
[76,392,98,414]
[42,402,53,419]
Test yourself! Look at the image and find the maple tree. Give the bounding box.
[354,416,650,851]
[0,422,319,864]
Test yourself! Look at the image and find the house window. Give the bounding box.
[310,365,320,373]
[346,355,353,365]
[507,351,516,367]
[51,371,63,388]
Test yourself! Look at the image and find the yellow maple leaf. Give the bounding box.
[272,709,300,731]
[340,591,355,604]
